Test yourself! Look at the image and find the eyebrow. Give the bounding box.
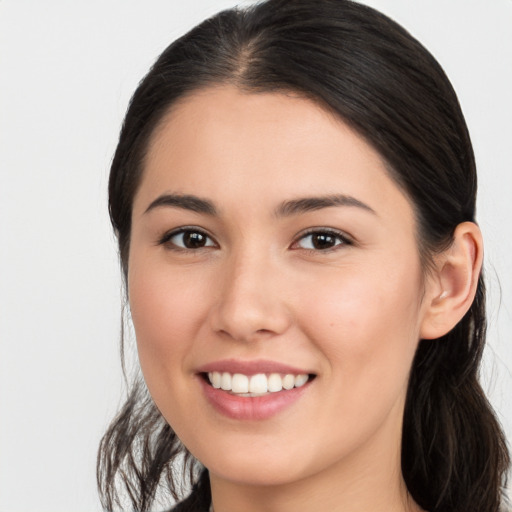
[144,193,217,216]
[275,194,376,217]
[143,193,376,217]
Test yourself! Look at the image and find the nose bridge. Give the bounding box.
[210,243,291,341]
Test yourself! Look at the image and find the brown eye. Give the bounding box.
[165,229,216,249]
[295,230,351,250]
[316,233,337,249]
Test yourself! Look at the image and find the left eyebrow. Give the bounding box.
[275,194,377,217]
[144,193,217,216]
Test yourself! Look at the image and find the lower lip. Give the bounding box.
[199,377,311,421]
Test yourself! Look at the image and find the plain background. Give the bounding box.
[1,1,511,511]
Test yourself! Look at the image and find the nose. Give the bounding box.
[209,251,293,343]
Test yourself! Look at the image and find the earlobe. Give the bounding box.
[420,222,483,340]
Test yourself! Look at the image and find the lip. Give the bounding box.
[196,358,313,376]
[196,359,314,421]
[199,377,312,421]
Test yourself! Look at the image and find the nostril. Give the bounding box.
[215,327,280,343]
[255,328,274,335]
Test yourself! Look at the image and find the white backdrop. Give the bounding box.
[1,1,511,511]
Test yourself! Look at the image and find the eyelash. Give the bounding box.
[291,228,353,252]
[158,227,217,251]
[157,227,353,252]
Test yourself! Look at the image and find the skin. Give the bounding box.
[127,86,481,512]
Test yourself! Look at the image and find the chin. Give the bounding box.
[206,456,306,487]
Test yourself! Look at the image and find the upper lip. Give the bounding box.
[196,359,314,376]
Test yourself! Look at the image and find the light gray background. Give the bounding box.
[1,1,511,511]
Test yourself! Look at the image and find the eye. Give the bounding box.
[293,229,351,251]
[160,228,216,250]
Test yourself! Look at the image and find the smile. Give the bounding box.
[197,360,316,420]
[207,371,311,396]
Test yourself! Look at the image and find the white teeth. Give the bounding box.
[249,374,268,394]
[207,371,311,395]
[231,373,249,393]
[294,374,309,387]
[220,372,232,391]
[282,374,295,390]
[267,373,283,392]
[209,372,222,389]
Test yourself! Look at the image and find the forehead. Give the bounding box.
[134,85,413,224]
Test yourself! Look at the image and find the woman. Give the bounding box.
[97,0,510,511]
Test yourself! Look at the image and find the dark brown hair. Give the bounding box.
[98,1,510,510]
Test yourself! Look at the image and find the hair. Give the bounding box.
[98,0,510,511]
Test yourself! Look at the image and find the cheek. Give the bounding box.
[127,255,211,384]
[299,256,424,388]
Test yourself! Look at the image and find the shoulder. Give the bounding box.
[165,499,210,512]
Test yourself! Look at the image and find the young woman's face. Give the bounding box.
[128,86,434,488]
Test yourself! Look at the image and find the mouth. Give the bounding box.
[201,371,316,397]
[196,360,316,420]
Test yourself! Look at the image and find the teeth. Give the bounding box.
[210,371,222,389]
[294,374,308,387]
[268,373,283,392]
[282,374,295,390]
[220,372,231,391]
[249,374,267,394]
[207,371,310,395]
[231,373,249,393]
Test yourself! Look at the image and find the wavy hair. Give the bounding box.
[98,1,510,510]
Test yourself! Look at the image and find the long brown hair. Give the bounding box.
[98,1,510,510]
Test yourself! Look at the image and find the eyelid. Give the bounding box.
[291,227,354,251]
[157,226,218,249]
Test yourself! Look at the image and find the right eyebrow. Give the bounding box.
[275,194,377,217]
[144,193,218,216]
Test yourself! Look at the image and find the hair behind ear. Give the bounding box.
[403,275,510,512]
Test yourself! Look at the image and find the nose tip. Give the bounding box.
[208,260,292,343]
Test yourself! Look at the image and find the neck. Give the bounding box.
[210,470,419,512]
[209,420,422,512]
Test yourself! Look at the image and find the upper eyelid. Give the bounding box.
[293,227,354,243]
[157,226,217,246]
[289,228,355,253]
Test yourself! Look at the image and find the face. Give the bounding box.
[128,86,434,489]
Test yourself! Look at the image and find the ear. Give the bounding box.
[420,222,483,340]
